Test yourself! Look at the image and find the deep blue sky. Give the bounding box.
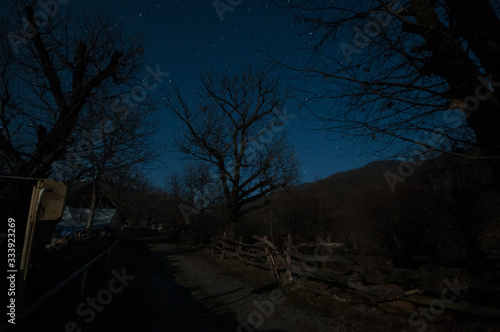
[4,0,384,184]
[101,0,381,184]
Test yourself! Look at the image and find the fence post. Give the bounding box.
[264,235,274,277]
[325,234,330,266]
[285,233,293,282]
[237,236,242,260]
[80,268,88,297]
[221,232,226,259]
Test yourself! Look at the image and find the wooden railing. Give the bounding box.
[212,233,286,277]
[211,233,500,318]
[3,239,120,331]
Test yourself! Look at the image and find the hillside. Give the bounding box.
[240,160,403,248]
[297,160,401,194]
[244,155,499,267]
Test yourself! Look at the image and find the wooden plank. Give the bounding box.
[252,235,278,250]
[315,242,351,249]
[222,242,239,250]
[236,241,266,249]
[239,250,267,259]
[285,250,354,265]
[285,242,318,249]
[285,241,349,250]
[221,236,267,249]
[266,244,279,278]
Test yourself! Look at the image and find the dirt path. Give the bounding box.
[15,239,237,331]
[152,243,337,332]
[141,242,500,332]
[14,239,344,331]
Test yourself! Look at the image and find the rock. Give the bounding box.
[378,300,416,314]
[371,284,404,297]
[365,272,389,285]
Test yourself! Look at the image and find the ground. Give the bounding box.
[10,236,500,332]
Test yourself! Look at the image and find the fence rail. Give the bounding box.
[211,233,500,318]
[212,233,286,277]
[0,239,119,332]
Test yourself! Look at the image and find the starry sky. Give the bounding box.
[5,0,384,185]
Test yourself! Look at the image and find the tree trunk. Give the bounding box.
[407,0,500,185]
[467,101,500,184]
[227,204,240,238]
[445,0,500,77]
[223,193,237,237]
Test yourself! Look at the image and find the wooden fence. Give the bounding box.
[211,233,500,318]
[212,233,286,277]
[3,239,120,332]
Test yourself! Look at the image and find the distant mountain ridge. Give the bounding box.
[297,159,400,192]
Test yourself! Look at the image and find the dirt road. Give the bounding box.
[13,238,500,332]
[14,238,343,331]
[149,243,337,332]
[15,239,236,331]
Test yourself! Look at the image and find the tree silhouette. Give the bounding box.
[274,0,500,182]
[0,2,159,233]
[167,67,300,236]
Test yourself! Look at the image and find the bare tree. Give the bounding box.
[166,162,216,211]
[166,67,300,236]
[273,0,500,181]
[0,2,161,232]
[66,101,158,229]
[165,162,219,241]
[100,167,171,229]
[99,167,149,224]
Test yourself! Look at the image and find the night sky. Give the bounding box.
[4,0,384,185]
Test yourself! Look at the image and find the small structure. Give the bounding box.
[54,206,117,237]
